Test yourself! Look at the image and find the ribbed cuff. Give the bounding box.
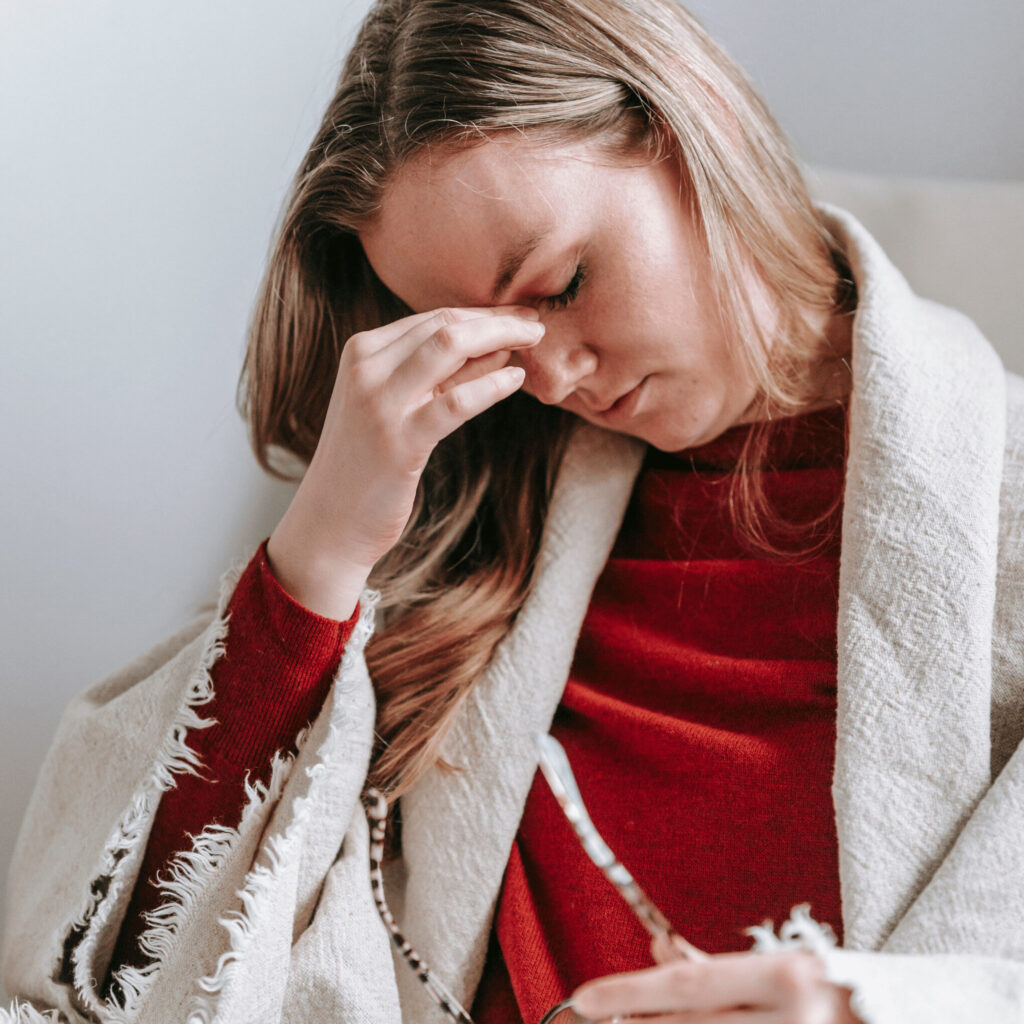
[255,538,360,656]
[195,540,361,771]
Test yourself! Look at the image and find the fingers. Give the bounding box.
[324,303,539,486]
[386,310,544,394]
[411,364,527,440]
[436,349,512,393]
[571,951,827,1020]
[591,987,858,1024]
[651,932,706,964]
[592,1011,784,1024]
[351,304,538,358]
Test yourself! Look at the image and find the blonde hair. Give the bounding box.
[240,0,851,803]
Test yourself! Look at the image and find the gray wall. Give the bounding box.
[687,0,1024,180]
[1,0,1021,997]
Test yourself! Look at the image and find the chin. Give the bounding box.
[634,418,715,453]
[659,401,758,452]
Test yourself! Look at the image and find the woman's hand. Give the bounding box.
[569,939,861,1024]
[267,305,543,619]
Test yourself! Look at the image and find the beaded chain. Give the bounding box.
[362,787,475,1024]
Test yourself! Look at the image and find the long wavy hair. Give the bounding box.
[239,0,852,804]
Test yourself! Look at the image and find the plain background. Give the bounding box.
[2,0,1022,993]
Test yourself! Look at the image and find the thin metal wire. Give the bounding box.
[537,997,582,1024]
[533,732,707,963]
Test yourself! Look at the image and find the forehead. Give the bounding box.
[360,138,602,309]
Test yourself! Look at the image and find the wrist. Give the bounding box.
[266,518,373,622]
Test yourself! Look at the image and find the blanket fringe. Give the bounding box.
[48,576,377,1024]
[102,749,296,1023]
[188,592,379,1024]
[57,561,245,1021]
[187,830,291,1024]
[186,718,349,1024]
[746,904,839,956]
[0,1000,67,1023]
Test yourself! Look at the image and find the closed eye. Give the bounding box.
[544,263,587,311]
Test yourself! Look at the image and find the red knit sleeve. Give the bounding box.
[103,540,359,994]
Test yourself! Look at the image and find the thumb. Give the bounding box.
[651,932,703,964]
[651,932,679,963]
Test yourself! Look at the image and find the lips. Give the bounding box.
[608,385,639,413]
[601,377,647,420]
[592,383,636,413]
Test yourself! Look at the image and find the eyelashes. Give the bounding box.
[544,262,587,311]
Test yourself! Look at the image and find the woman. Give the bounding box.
[3,0,1022,1021]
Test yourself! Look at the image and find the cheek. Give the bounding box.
[585,291,665,362]
[610,267,705,352]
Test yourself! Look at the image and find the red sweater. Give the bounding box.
[108,403,847,1020]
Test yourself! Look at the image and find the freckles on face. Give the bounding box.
[359,137,761,451]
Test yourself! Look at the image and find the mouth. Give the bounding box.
[600,377,648,420]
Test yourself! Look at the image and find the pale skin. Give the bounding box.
[267,136,858,1023]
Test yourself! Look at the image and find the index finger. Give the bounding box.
[570,951,825,1019]
[354,304,538,351]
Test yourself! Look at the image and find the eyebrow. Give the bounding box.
[489,232,546,302]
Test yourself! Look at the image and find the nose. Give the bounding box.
[514,328,599,406]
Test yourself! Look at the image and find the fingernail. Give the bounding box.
[514,306,540,320]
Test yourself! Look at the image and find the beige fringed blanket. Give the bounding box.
[3,209,1024,1023]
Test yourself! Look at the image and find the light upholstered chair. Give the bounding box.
[807,167,1023,374]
